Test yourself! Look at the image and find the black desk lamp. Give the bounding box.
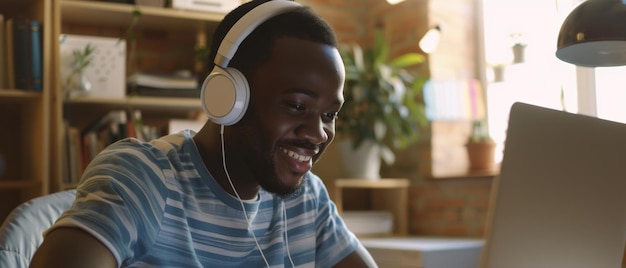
[556,0,626,67]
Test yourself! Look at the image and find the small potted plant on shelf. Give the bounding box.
[510,32,527,64]
[337,29,428,179]
[63,43,96,98]
[465,119,496,172]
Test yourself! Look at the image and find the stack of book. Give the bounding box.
[64,110,161,185]
[1,15,43,91]
[342,210,394,237]
[169,0,240,14]
[128,72,200,98]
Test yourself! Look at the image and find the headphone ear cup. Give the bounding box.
[200,66,250,126]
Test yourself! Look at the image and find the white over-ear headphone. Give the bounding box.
[200,0,302,126]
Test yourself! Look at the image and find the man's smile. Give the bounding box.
[282,147,312,162]
[279,147,315,175]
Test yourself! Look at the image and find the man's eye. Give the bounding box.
[290,103,305,111]
[324,112,338,121]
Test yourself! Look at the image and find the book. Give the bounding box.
[79,110,133,167]
[128,72,198,90]
[0,14,5,89]
[4,18,14,89]
[82,131,100,169]
[30,20,42,91]
[130,110,162,141]
[12,18,31,90]
[83,110,128,137]
[131,110,145,141]
[65,126,84,184]
[133,86,200,98]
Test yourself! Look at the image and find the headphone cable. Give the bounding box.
[221,125,271,268]
[283,200,296,267]
[220,125,295,267]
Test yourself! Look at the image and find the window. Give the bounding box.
[595,66,626,123]
[480,0,611,162]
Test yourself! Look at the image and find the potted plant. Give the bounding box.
[337,30,428,179]
[465,119,496,171]
[63,43,96,98]
[510,32,527,64]
[489,63,508,82]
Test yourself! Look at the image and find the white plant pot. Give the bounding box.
[338,139,381,180]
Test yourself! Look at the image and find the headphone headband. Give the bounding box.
[202,0,302,126]
[215,0,302,67]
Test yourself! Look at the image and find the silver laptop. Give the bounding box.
[480,102,626,268]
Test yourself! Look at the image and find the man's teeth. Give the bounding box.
[282,148,312,162]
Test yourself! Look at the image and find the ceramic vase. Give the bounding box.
[338,139,381,180]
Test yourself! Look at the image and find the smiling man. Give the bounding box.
[30,0,377,267]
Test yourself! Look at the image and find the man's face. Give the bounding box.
[235,37,345,197]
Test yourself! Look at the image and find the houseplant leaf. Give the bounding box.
[391,53,425,68]
[338,29,429,164]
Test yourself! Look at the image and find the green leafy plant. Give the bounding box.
[63,43,96,96]
[71,43,96,72]
[338,30,428,162]
[467,119,494,143]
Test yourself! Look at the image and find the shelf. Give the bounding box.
[336,178,410,188]
[0,180,42,190]
[0,90,43,103]
[67,96,202,110]
[429,167,499,180]
[61,0,223,32]
[334,178,410,236]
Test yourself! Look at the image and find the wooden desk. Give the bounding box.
[334,178,410,236]
[361,237,484,268]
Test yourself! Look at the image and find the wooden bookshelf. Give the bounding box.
[68,96,202,110]
[50,0,219,191]
[61,0,222,32]
[0,89,43,100]
[0,0,52,222]
[334,178,410,236]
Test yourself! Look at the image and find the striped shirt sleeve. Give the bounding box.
[51,138,170,266]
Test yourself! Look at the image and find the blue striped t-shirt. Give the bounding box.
[48,130,360,267]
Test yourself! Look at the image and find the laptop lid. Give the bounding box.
[481,102,626,268]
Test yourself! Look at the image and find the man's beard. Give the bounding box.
[254,147,304,198]
[235,123,304,197]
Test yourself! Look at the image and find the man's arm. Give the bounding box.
[333,243,378,268]
[30,227,117,268]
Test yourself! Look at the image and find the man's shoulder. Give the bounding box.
[149,133,187,156]
[106,131,190,155]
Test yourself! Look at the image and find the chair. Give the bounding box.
[0,189,76,267]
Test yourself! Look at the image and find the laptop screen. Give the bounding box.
[481,102,626,268]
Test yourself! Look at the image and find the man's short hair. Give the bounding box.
[205,0,338,78]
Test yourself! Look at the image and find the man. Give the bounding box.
[30,0,377,267]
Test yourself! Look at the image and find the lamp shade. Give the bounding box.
[419,24,442,54]
[556,0,626,67]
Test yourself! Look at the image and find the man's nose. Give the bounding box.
[297,115,329,145]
